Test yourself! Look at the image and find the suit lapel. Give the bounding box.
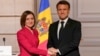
[54,21,59,41]
[64,18,71,29]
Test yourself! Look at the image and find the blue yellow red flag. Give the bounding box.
[37,0,52,51]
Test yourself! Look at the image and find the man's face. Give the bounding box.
[57,4,70,20]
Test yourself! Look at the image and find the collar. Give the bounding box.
[59,17,69,24]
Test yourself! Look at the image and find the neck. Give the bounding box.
[25,26,33,31]
[25,26,33,34]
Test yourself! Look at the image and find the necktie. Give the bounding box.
[59,21,64,39]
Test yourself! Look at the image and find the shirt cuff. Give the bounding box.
[57,49,61,55]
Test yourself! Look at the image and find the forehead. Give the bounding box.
[26,14,34,18]
[57,5,69,10]
[58,4,68,7]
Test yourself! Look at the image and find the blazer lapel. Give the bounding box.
[64,18,71,32]
[55,21,59,41]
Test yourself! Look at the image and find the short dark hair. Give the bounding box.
[56,0,70,9]
[20,10,36,29]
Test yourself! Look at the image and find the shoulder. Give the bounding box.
[17,28,25,35]
[69,18,81,25]
[50,21,59,26]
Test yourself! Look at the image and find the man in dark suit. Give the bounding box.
[47,0,81,56]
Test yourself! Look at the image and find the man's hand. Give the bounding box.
[48,47,58,56]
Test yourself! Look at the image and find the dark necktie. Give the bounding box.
[59,21,64,39]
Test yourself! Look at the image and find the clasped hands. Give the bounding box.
[48,47,58,56]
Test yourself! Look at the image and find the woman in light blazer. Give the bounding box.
[17,10,47,56]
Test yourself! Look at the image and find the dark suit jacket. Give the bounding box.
[47,18,81,56]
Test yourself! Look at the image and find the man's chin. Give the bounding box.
[60,17,66,20]
[59,16,68,20]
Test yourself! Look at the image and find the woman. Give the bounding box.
[17,10,47,56]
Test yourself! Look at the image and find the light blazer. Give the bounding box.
[47,18,82,56]
[17,27,47,56]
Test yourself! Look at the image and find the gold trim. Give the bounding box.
[0,33,16,35]
[80,45,100,47]
[0,15,20,17]
[81,21,100,23]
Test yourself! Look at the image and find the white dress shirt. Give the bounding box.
[57,17,69,39]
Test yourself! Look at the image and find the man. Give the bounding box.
[47,0,81,56]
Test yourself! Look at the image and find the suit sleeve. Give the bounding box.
[17,32,47,56]
[59,22,82,55]
[47,24,54,48]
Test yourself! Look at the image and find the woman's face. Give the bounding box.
[25,14,34,28]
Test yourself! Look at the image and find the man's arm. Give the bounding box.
[47,24,57,56]
[59,22,82,55]
[47,24,54,48]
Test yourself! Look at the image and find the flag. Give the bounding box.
[37,0,52,51]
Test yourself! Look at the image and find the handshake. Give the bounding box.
[48,47,59,56]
